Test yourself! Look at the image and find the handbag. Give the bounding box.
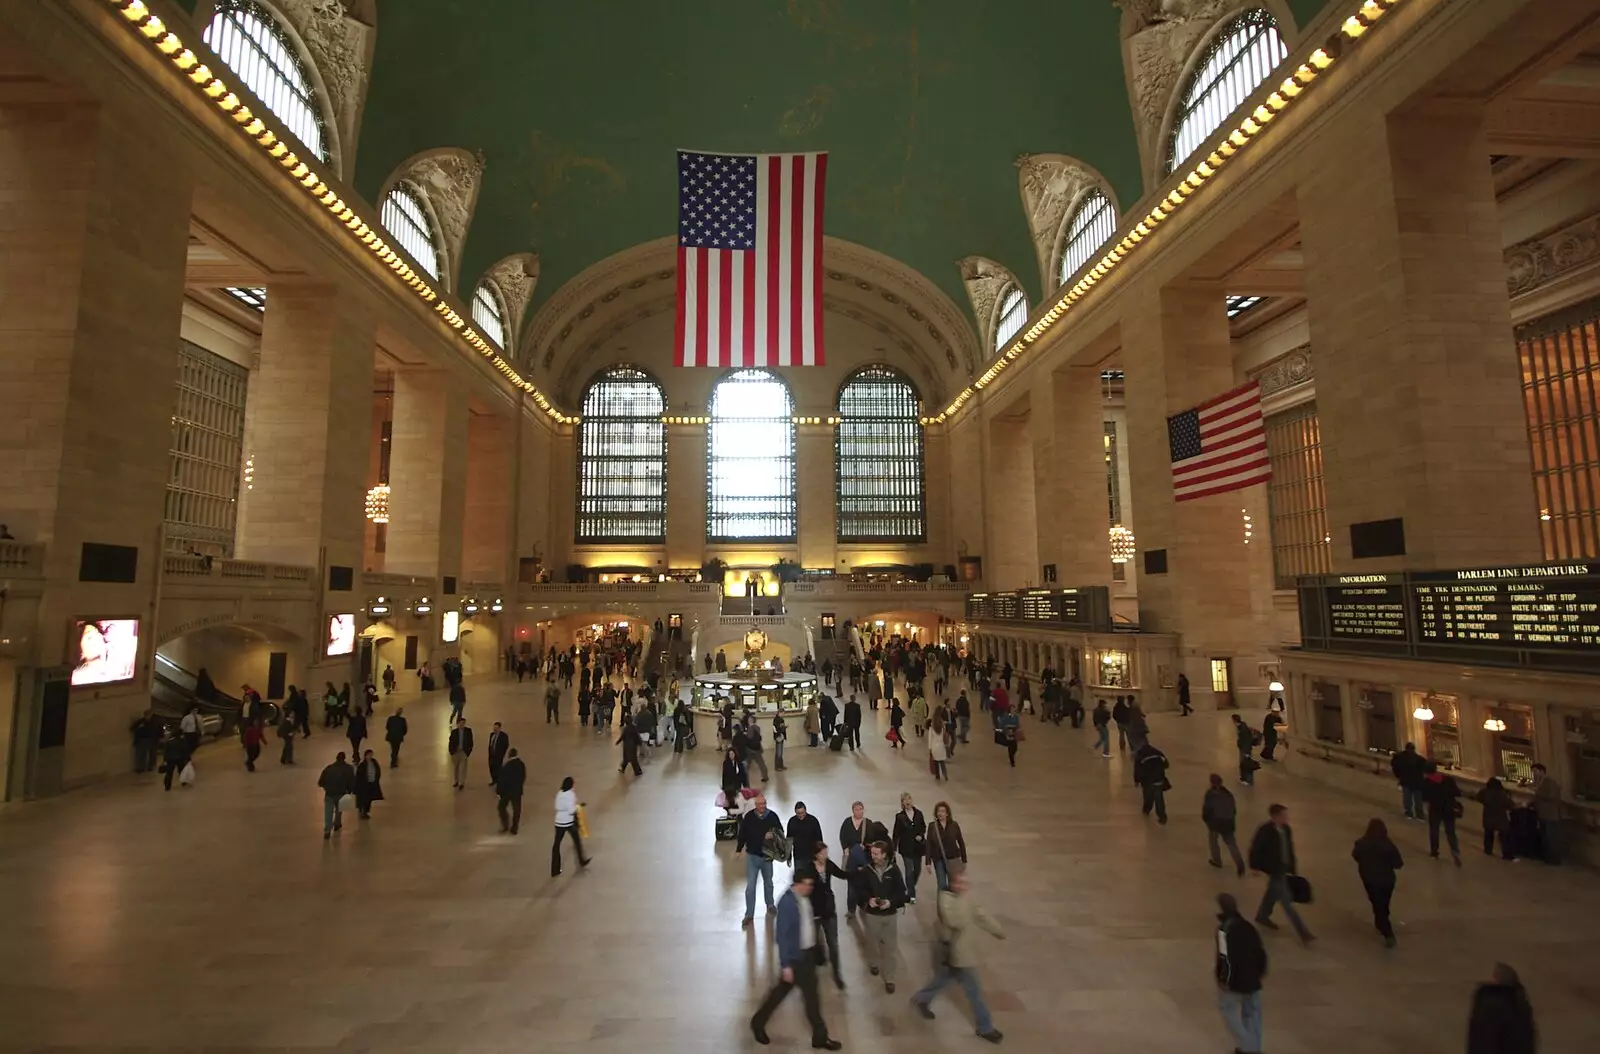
[179,761,197,786]
[1286,874,1314,904]
[576,804,590,839]
[337,793,355,812]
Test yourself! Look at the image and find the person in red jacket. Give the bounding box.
[241,719,265,772]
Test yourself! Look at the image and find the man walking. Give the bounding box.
[856,841,907,993]
[384,707,407,768]
[545,682,561,723]
[1233,713,1258,786]
[1214,892,1267,1054]
[909,870,1005,1044]
[1111,696,1130,751]
[1202,774,1246,875]
[744,719,770,782]
[1177,672,1193,716]
[130,709,163,773]
[749,869,842,1050]
[1247,804,1314,945]
[487,721,510,787]
[497,747,526,834]
[737,793,784,928]
[1133,738,1170,824]
[448,718,474,790]
[955,690,971,745]
[381,664,396,695]
[1390,741,1427,820]
[317,750,355,840]
[843,694,863,751]
[1532,762,1564,864]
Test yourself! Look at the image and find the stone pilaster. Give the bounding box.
[1298,101,1540,571]
[1032,366,1112,588]
[386,370,467,582]
[984,413,1037,589]
[665,424,707,570]
[796,423,835,569]
[463,410,513,584]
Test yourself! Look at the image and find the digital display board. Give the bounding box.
[965,587,1113,632]
[1298,563,1600,672]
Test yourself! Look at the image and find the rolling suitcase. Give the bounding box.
[829,732,845,752]
[715,814,739,841]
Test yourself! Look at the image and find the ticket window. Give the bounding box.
[1484,704,1537,786]
[1362,688,1398,754]
[1312,681,1344,744]
[1566,713,1600,802]
[1096,649,1132,689]
[1417,692,1461,770]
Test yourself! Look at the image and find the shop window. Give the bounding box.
[1097,649,1132,688]
[1360,687,1398,754]
[1417,692,1461,770]
[1484,704,1537,786]
[1311,680,1343,744]
[1516,298,1600,559]
[1210,659,1231,693]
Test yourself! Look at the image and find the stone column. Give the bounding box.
[796,422,835,569]
[985,414,1037,588]
[237,286,373,575]
[0,98,192,789]
[463,409,514,585]
[513,412,553,581]
[386,370,467,583]
[1123,280,1273,708]
[1032,365,1112,588]
[666,423,707,570]
[1298,101,1539,571]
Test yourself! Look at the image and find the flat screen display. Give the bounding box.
[326,613,355,657]
[442,610,460,643]
[71,618,139,686]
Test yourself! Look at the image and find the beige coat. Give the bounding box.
[936,889,1003,968]
[804,704,821,735]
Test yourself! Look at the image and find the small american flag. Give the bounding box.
[1167,381,1271,501]
[675,150,828,368]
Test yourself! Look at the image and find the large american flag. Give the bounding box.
[675,150,828,368]
[1167,381,1271,501]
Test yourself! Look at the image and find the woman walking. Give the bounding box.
[925,801,967,892]
[551,776,591,876]
[721,748,744,813]
[353,748,384,819]
[928,718,949,781]
[888,700,906,749]
[1351,818,1404,948]
[772,712,788,771]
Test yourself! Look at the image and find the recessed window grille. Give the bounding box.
[223,286,267,312]
[1059,190,1117,287]
[166,341,249,556]
[836,366,925,542]
[202,0,330,164]
[1167,8,1288,174]
[1226,295,1268,318]
[1265,401,1333,587]
[379,183,442,280]
[472,282,507,349]
[577,366,667,543]
[707,369,796,541]
[995,286,1028,351]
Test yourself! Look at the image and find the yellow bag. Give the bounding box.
[576,804,590,839]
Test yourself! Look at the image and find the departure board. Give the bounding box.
[965,587,1112,632]
[1298,563,1600,672]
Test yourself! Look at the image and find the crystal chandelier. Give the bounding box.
[365,483,390,524]
[1109,524,1136,563]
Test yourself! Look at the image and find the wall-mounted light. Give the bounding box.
[1413,701,1435,722]
[1483,717,1507,732]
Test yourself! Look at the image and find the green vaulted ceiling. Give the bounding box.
[353,0,1331,332]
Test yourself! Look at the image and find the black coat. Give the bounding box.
[1476,782,1513,832]
[786,812,824,864]
[843,700,862,728]
[497,756,527,797]
[1133,745,1169,787]
[807,857,852,921]
[1351,835,1403,888]
[354,757,384,802]
[448,727,474,756]
[488,730,511,763]
[839,816,886,869]
[385,714,407,743]
[1467,983,1537,1054]
[1247,821,1297,876]
[926,818,967,864]
[346,713,367,742]
[1423,773,1462,817]
[737,807,784,856]
[1390,748,1427,789]
[1215,913,1267,993]
[853,861,906,916]
[721,758,744,799]
[1201,787,1237,832]
[891,807,927,858]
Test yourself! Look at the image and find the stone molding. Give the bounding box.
[273,0,374,179]
[381,148,486,295]
[1248,342,1313,398]
[1505,209,1600,300]
[482,252,541,354]
[1015,153,1115,293]
[958,256,1024,352]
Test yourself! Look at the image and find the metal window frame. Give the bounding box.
[380,182,442,281]
[835,365,926,543]
[1166,8,1288,174]
[706,367,797,543]
[1517,297,1600,560]
[472,281,507,350]
[1058,189,1117,288]
[994,285,1028,351]
[575,365,668,545]
[203,0,330,165]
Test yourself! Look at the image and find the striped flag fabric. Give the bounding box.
[1167,381,1271,501]
[675,150,827,368]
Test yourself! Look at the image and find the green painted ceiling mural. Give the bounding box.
[340,0,1330,332]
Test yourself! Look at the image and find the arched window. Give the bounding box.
[577,367,667,543]
[707,369,795,541]
[202,0,330,164]
[994,285,1028,351]
[379,183,442,280]
[836,366,925,542]
[1058,189,1117,287]
[472,282,507,349]
[1167,8,1288,174]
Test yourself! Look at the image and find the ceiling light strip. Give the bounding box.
[932,0,1400,423]
[102,0,577,425]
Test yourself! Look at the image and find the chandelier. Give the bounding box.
[365,483,390,524]
[1109,524,1136,563]
[1483,717,1507,732]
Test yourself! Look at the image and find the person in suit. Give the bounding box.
[384,707,407,767]
[842,694,863,751]
[616,720,643,776]
[1247,804,1314,945]
[353,749,383,819]
[448,718,474,790]
[497,747,527,834]
[486,722,510,786]
[749,869,841,1050]
[345,707,367,759]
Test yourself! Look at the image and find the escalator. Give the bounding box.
[152,654,273,738]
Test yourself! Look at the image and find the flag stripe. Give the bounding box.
[1168,381,1269,502]
[675,150,826,367]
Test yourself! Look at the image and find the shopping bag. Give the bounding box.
[576,804,590,839]
[715,790,729,809]
[337,793,356,812]
[178,761,197,786]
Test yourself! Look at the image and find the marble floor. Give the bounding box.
[1,675,1597,1054]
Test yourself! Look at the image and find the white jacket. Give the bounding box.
[554,788,578,826]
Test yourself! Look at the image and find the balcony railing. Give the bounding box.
[163,554,314,582]
[0,542,44,574]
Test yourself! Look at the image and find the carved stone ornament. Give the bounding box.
[274,0,374,179]
[959,256,1022,347]
[1118,0,1234,180]
[1505,210,1600,298]
[390,148,486,293]
[483,253,541,351]
[1015,154,1101,289]
[1250,342,1313,398]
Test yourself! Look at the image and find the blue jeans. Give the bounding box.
[1401,785,1424,819]
[322,794,342,834]
[1218,989,1263,1053]
[1255,874,1311,940]
[1095,724,1110,753]
[744,854,775,918]
[932,858,950,892]
[913,965,993,1034]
